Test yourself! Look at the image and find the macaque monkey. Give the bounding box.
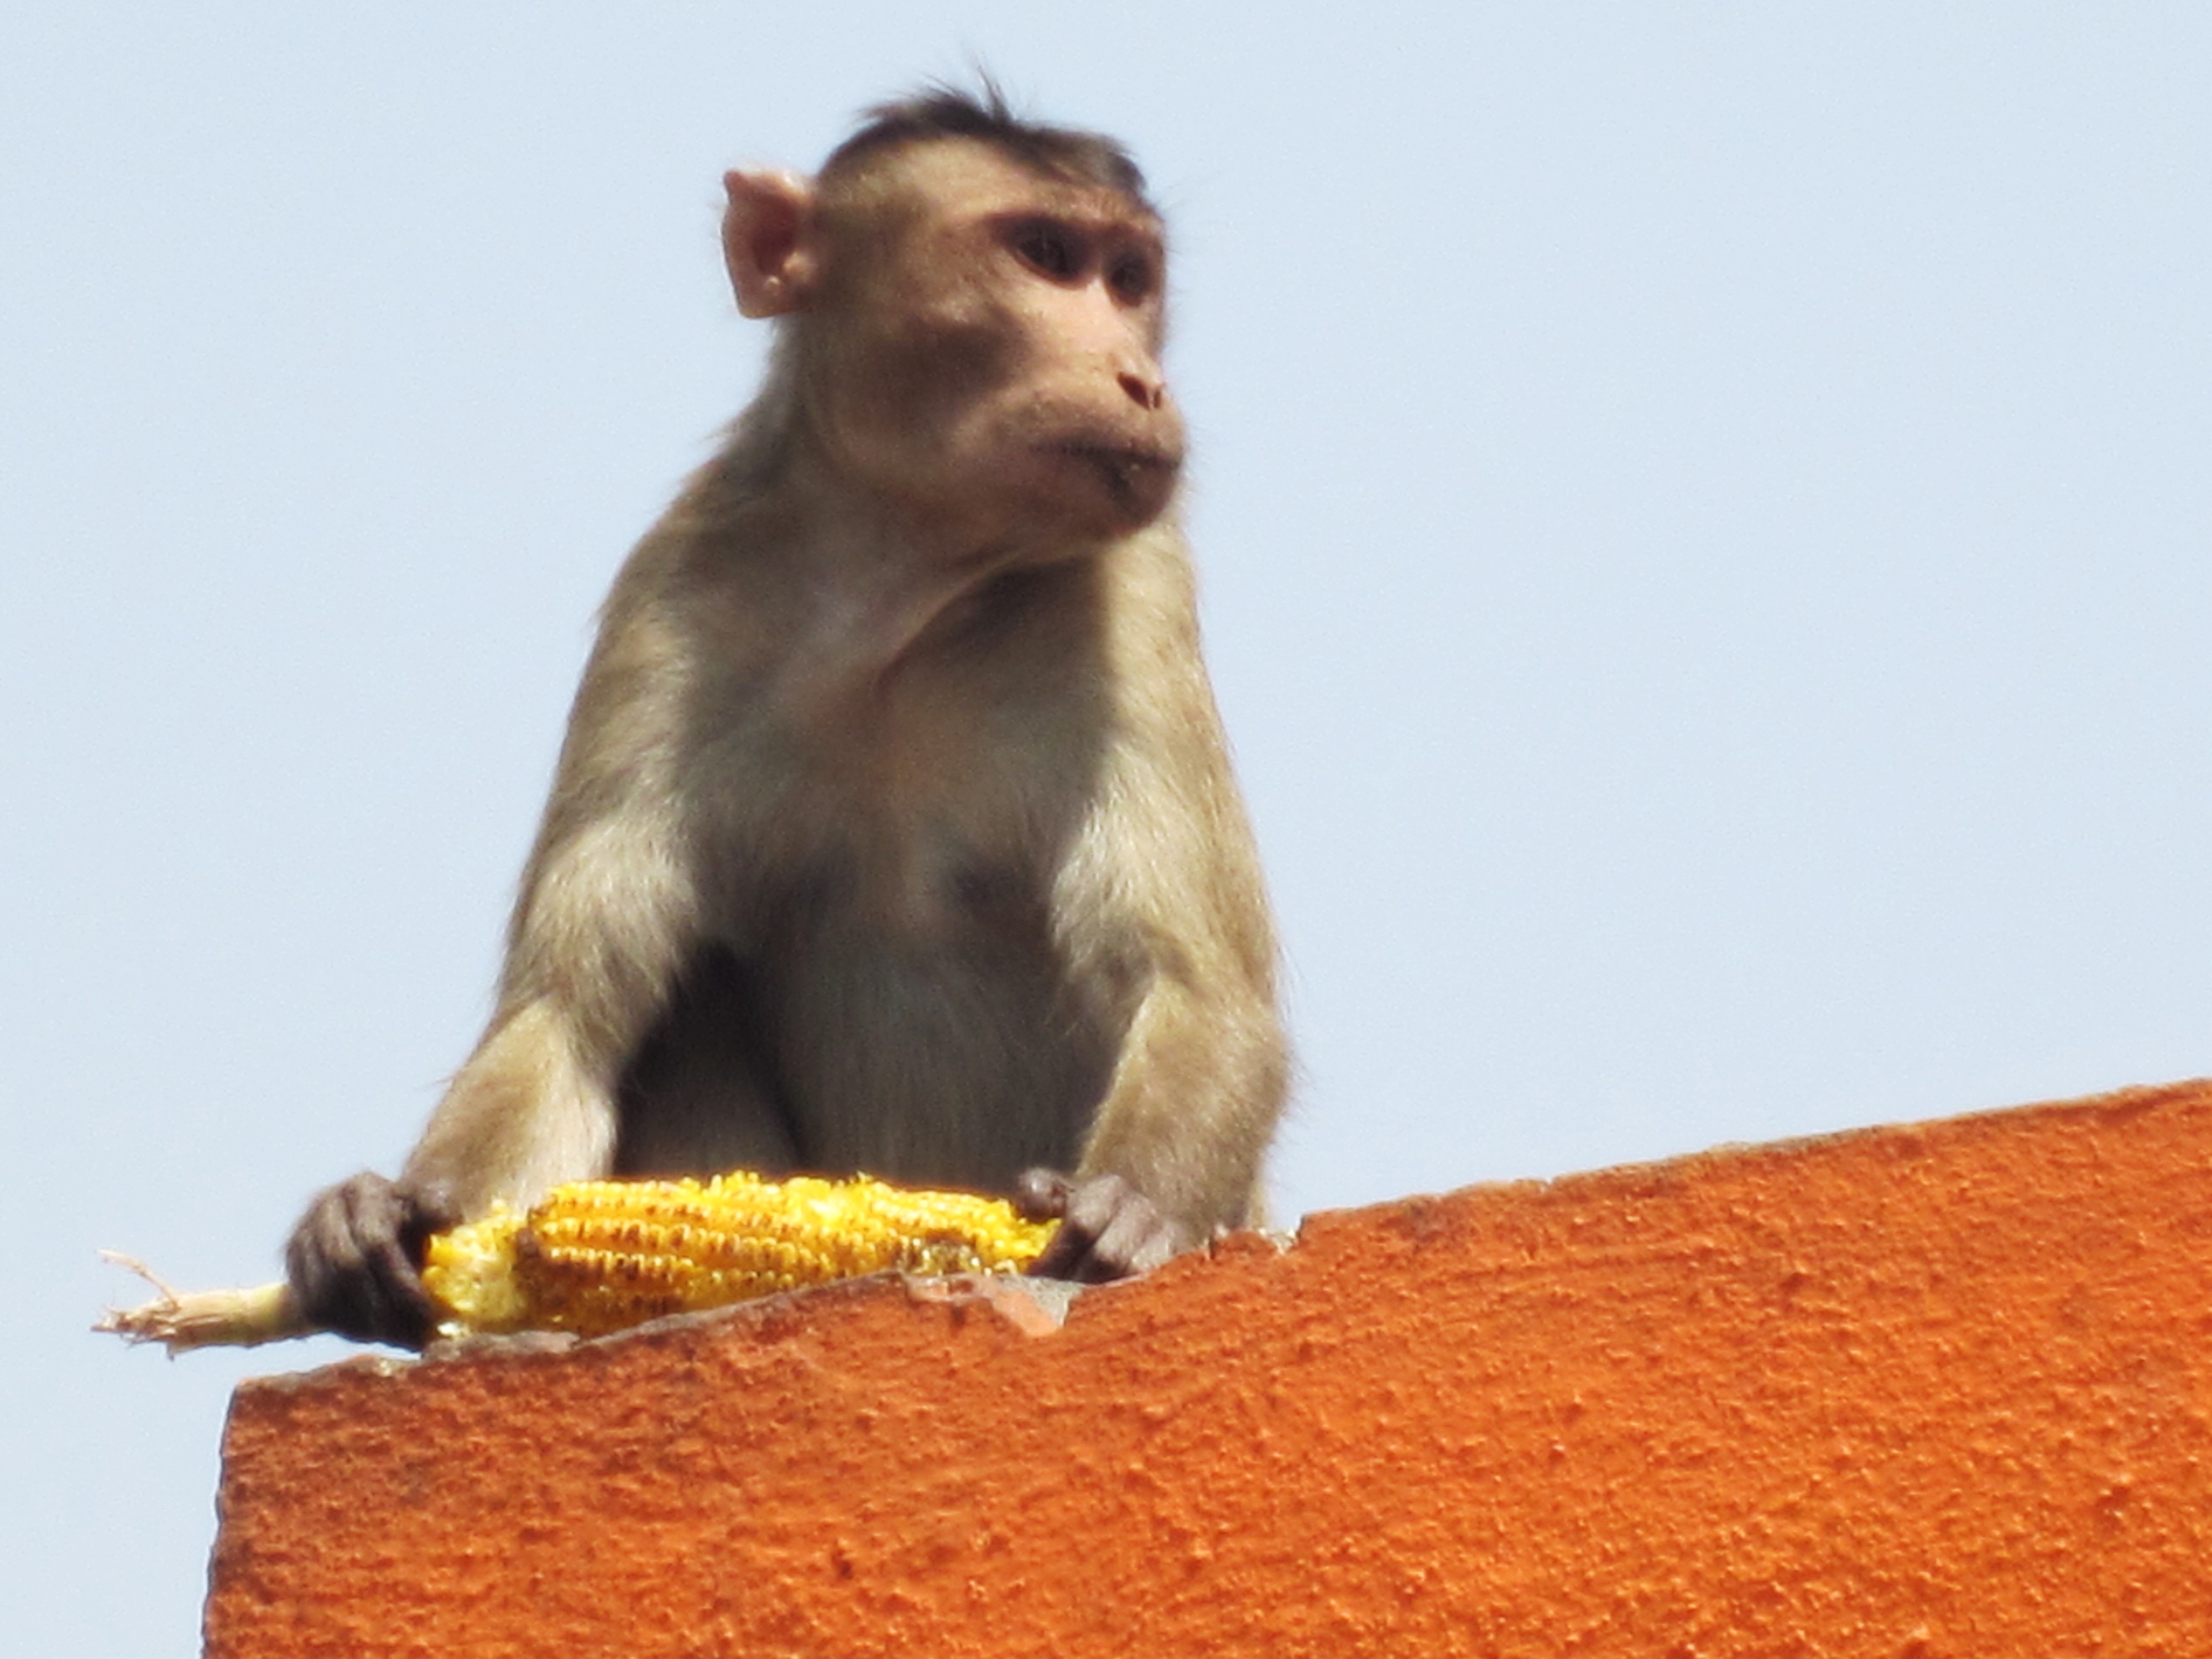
[286,87,1288,1348]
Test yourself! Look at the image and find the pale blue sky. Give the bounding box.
[6,7,2209,1650]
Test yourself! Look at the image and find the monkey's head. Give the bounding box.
[721,91,1185,555]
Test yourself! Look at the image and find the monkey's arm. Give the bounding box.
[1033,602,1290,1280]
[421,584,712,1208]
[290,598,706,1343]
[404,811,701,1215]
[1030,929,1286,1281]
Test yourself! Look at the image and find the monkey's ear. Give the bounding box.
[722,169,821,318]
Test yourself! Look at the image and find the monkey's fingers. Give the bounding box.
[348,1232,440,1350]
[1018,1168,1095,1279]
[1019,1166,1136,1277]
[1022,1171,1183,1283]
[1012,1166,1076,1221]
[1081,1197,1183,1281]
[285,1172,441,1349]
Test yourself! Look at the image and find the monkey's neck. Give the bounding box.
[708,424,1068,723]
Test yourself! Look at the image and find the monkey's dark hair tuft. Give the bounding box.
[824,80,1152,207]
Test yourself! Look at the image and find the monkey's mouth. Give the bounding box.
[1051,442,1182,505]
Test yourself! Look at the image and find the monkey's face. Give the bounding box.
[803,142,1186,556]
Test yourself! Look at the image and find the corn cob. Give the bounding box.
[98,1172,1058,1353]
[426,1172,1057,1339]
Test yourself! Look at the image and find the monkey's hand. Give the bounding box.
[284,1172,459,1350]
[1014,1169,1192,1284]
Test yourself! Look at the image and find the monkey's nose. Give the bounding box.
[1117,372,1166,411]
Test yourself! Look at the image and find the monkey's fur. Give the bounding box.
[287,89,1288,1347]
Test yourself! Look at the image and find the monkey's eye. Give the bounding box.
[1010,221,1083,281]
[1107,254,1156,305]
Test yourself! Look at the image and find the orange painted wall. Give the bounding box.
[205,1082,2212,1657]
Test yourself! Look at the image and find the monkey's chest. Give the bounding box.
[715,694,1092,945]
[697,807,1108,1187]
[753,812,1045,958]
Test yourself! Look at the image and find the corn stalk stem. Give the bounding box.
[96,1254,310,1354]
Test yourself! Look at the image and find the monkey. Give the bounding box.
[285,87,1288,1349]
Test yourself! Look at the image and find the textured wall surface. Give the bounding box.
[205,1082,2212,1657]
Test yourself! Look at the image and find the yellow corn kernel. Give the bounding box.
[425,1172,1057,1339]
